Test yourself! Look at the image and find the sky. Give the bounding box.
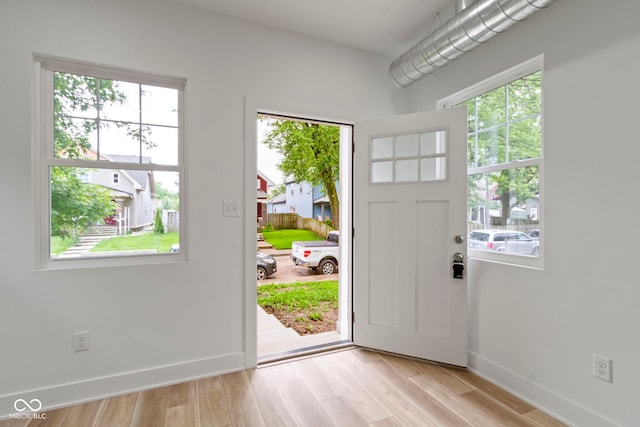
[257,119,284,187]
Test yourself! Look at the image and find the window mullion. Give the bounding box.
[469,157,541,175]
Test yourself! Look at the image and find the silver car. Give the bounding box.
[468,229,539,255]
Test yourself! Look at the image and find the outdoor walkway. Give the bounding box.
[257,305,348,361]
[57,226,117,257]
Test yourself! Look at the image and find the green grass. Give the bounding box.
[91,232,179,253]
[261,229,323,250]
[257,281,338,312]
[50,235,78,255]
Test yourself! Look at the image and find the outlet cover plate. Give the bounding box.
[593,354,612,382]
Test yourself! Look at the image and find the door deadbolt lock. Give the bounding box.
[452,252,464,279]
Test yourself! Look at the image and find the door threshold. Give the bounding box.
[257,340,353,366]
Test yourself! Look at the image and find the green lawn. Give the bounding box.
[261,229,323,250]
[50,235,77,255]
[91,232,179,253]
[257,281,338,311]
[257,281,338,333]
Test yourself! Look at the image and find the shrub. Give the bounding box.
[153,210,165,234]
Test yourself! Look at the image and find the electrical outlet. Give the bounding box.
[73,331,90,352]
[593,354,612,382]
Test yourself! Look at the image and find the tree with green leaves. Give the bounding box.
[52,73,128,237]
[155,181,179,211]
[465,71,541,226]
[268,183,286,200]
[50,167,116,237]
[262,119,340,229]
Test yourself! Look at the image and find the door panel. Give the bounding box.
[368,201,399,328]
[353,108,467,366]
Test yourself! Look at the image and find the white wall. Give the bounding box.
[407,0,639,425]
[0,0,406,416]
[4,0,639,424]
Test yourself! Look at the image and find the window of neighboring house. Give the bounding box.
[34,55,186,268]
[440,56,543,267]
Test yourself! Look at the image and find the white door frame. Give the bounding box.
[243,97,354,368]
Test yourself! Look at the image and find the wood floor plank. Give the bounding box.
[449,368,537,414]
[245,368,298,427]
[312,350,393,423]
[263,360,300,384]
[292,355,341,401]
[165,381,196,409]
[368,416,403,426]
[320,396,368,427]
[196,376,232,427]
[411,372,519,426]
[339,351,442,426]
[461,390,540,427]
[163,403,196,427]
[95,393,137,427]
[17,407,70,427]
[381,353,474,395]
[349,347,384,363]
[0,348,566,427]
[129,386,167,427]
[369,357,472,426]
[524,409,568,427]
[278,378,334,427]
[61,400,104,427]
[0,419,29,427]
[221,371,266,427]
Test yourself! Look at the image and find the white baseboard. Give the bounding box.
[468,351,618,427]
[0,352,244,420]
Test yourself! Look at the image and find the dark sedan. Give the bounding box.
[257,252,277,280]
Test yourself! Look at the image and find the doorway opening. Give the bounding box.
[255,113,352,363]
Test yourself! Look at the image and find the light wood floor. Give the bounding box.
[1,348,566,427]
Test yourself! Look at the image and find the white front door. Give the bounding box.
[353,108,468,366]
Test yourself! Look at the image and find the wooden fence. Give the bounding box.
[266,213,335,238]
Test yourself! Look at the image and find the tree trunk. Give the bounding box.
[499,190,510,226]
[324,179,340,230]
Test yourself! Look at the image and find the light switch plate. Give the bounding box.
[223,201,240,217]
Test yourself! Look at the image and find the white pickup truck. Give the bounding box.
[291,231,339,275]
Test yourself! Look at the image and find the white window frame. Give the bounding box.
[33,55,187,269]
[439,55,544,269]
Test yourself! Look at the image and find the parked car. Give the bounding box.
[171,245,277,279]
[291,230,339,275]
[468,229,539,255]
[257,252,277,280]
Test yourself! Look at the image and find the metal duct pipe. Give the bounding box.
[456,0,476,13]
[389,0,557,88]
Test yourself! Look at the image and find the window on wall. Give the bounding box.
[440,56,543,266]
[34,56,186,267]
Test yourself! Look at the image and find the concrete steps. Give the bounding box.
[57,226,118,257]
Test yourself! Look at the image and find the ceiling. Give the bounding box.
[167,0,454,57]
